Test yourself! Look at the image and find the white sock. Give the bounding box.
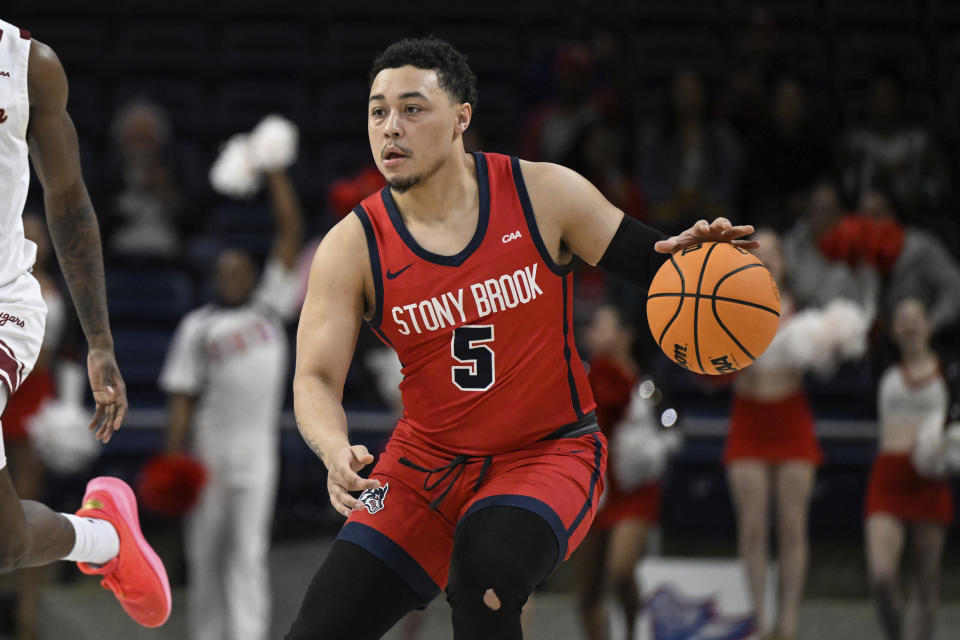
[61,513,120,564]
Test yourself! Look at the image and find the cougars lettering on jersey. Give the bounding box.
[356,152,596,455]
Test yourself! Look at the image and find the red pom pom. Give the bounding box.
[136,454,208,517]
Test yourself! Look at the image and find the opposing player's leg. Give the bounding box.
[286,539,423,639]
[574,528,609,640]
[866,513,906,640]
[906,522,946,640]
[607,517,649,640]
[727,460,772,631]
[773,461,815,638]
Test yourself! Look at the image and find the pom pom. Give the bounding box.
[26,400,99,474]
[248,115,299,172]
[210,134,260,198]
[611,382,681,490]
[820,299,870,359]
[136,453,208,517]
[912,414,948,479]
[943,422,960,474]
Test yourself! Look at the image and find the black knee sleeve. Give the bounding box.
[446,506,560,640]
[286,539,422,640]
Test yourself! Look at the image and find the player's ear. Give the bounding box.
[455,102,472,134]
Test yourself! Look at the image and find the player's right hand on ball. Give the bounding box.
[326,444,381,517]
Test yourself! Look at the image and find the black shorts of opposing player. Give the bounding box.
[598,215,670,291]
[285,506,558,640]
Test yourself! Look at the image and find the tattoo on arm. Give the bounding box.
[46,197,111,348]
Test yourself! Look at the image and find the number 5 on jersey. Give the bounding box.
[451,325,495,391]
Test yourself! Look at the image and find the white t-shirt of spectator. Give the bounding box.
[159,258,300,480]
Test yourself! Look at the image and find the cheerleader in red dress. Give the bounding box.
[865,298,954,640]
[575,305,680,640]
[725,229,870,640]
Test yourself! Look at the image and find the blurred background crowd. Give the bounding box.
[3,0,960,638]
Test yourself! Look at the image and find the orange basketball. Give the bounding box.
[646,242,780,375]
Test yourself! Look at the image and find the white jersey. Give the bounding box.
[159,259,300,478]
[878,364,948,430]
[0,19,38,287]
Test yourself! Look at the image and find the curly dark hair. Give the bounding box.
[369,37,478,108]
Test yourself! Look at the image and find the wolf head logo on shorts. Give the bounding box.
[358,483,389,515]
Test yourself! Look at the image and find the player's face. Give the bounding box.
[368,66,467,193]
[892,298,931,353]
[214,250,257,306]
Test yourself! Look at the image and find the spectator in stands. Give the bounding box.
[520,43,602,164]
[3,213,65,640]
[782,181,879,310]
[838,69,951,222]
[857,188,960,338]
[637,70,742,236]
[159,168,302,640]
[719,7,782,138]
[739,77,831,231]
[104,99,187,260]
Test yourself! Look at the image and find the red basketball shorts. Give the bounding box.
[337,426,607,603]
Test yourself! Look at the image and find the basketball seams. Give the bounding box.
[692,243,720,373]
[647,292,780,316]
[656,255,686,347]
[710,295,756,361]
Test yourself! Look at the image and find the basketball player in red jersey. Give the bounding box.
[288,38,757,639]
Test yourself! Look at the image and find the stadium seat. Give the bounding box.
[107,264,195,327]
[632,27,729,85]
[217,20,310,74]
[110,328,177,407]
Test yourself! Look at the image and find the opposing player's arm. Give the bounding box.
[293,214,379,516]
[265,170,304,269]
[517,160,757,290]
[26,39,126,442]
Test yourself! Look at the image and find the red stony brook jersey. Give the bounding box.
[356,152,596,455]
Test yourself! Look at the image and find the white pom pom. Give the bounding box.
[780,310,835,373]
[26,400,99,474]
[249,115,299,172]
[912,413,948,478]
[210,134,261,198]
[944,423,960,474]
[822,299,869,359]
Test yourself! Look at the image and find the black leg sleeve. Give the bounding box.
[286,539,423,640]
[447,506,560,640]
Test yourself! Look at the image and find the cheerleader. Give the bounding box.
[865,298,956,640]
[575,305,680,640]
[724,229,870,640]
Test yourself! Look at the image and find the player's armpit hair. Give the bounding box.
[597,215,670,292]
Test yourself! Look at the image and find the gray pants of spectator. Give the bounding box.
[185,464,277,640]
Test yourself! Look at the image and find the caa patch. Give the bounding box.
[358,483,389,515]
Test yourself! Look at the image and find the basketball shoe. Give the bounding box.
[75,477,172,627]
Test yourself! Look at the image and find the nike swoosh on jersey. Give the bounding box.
[386,263,414,279]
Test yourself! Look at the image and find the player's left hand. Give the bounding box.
[654,217,759,254]
[87,347,128,443]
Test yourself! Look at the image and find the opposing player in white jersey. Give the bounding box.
[160,168,303,640]
[0,18,171,627]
